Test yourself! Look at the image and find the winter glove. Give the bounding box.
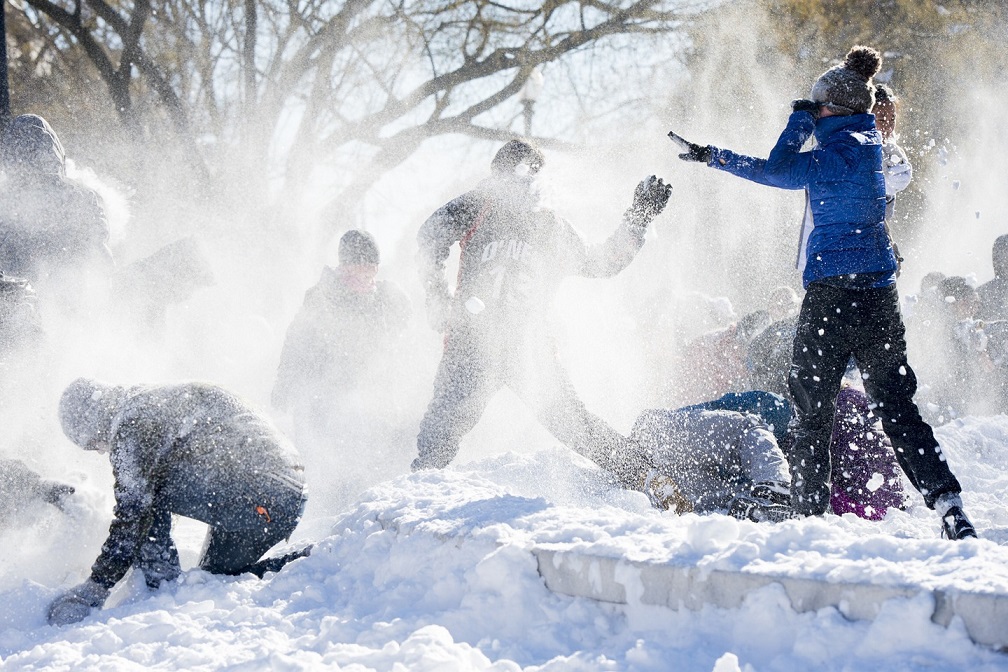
[47,579,110,626]
[667,131,712,163]
[42,481,75,510]
[790,99,820,119]
[138,537,182,590]
[625,175,672,235]
[749,481,791,507]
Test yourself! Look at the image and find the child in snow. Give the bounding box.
[47,379,309,626]
[667,46,975,539]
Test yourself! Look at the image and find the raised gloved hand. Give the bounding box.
[626,175,672,233]
[667,131,712,163]
[47,579,109,626]
[790,99,820,119]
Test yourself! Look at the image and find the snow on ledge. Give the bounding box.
[533,548,1008,651]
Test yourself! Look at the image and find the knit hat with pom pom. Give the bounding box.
[810,46,881,115]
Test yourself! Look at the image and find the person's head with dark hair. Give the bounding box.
[0,114,66,180]
[810,45,882,116]
[490,139,544,178]
[992,234,1008,279]
[338,229,380,266]
[337,229,381,294]
[938,275,979,320]
[920,271,947,294]
[872,83,900,141]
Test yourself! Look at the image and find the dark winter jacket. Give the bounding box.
[76,383,304,590]
[417,175,645,346]
[709,112,895,288]
[0,114,113,286]
[272,267,412,412]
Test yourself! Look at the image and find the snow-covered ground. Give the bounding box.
[2,412,1008,671]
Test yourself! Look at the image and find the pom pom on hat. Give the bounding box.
[810,45,882,115]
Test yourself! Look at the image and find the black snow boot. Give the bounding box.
[940,506,977,540]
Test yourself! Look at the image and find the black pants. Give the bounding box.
[787,282,961,515]
[415,327,644,485]
[160,470,307,575]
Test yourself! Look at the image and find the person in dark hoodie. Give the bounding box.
[668,46,975,539]
[412,139,672,487]
[0,115,113,308]
[46,379,308,626]
[272,229,411,423]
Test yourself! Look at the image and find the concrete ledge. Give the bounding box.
[534,548,1008,651]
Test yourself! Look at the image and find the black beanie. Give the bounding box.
[338,230,380,266]
[491,139,544,176]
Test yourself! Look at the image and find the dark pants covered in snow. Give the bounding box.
[152,469,307,576]
[415,326,642,484]
[787,281,961,515]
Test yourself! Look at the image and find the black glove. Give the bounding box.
[790,99,820,119]
[631,175,672,221]
[47,579,110,626]
[667,131,712,163]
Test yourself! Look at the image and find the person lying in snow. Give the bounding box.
[630,405,797,522]
[47,379,309,626]
[0,458,75,521]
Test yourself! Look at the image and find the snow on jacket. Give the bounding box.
[86,383,304,589]
[708,112,895,288]
[417,174,645,341]
[272,267,412,412]
[630,408,790,513]
[0,115,112,284]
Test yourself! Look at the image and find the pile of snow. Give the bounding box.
[1,417,1008,670]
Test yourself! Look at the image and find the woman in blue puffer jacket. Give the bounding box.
[668,46,976,540]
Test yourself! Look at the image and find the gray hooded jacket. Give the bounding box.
[59,380,305,589]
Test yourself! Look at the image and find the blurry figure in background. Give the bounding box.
[0,458,75,523]
[112,236,215,339]
[977,233,1008,321]
[630,405,795,522]
[873,83,912,274]
[0,272,44,364]
[747,286,801,399]
[273,230,412,503]
[413,138,671,487]
[47,379,308,626]
[666,308,770,406]
[916,276,999,422]
[0,114,113,316]
[669,46,975,539]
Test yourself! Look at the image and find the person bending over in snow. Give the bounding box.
[630,405,796,522]
[668,45,976,539]
[412,138,671,488]
[47,379,309,626]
